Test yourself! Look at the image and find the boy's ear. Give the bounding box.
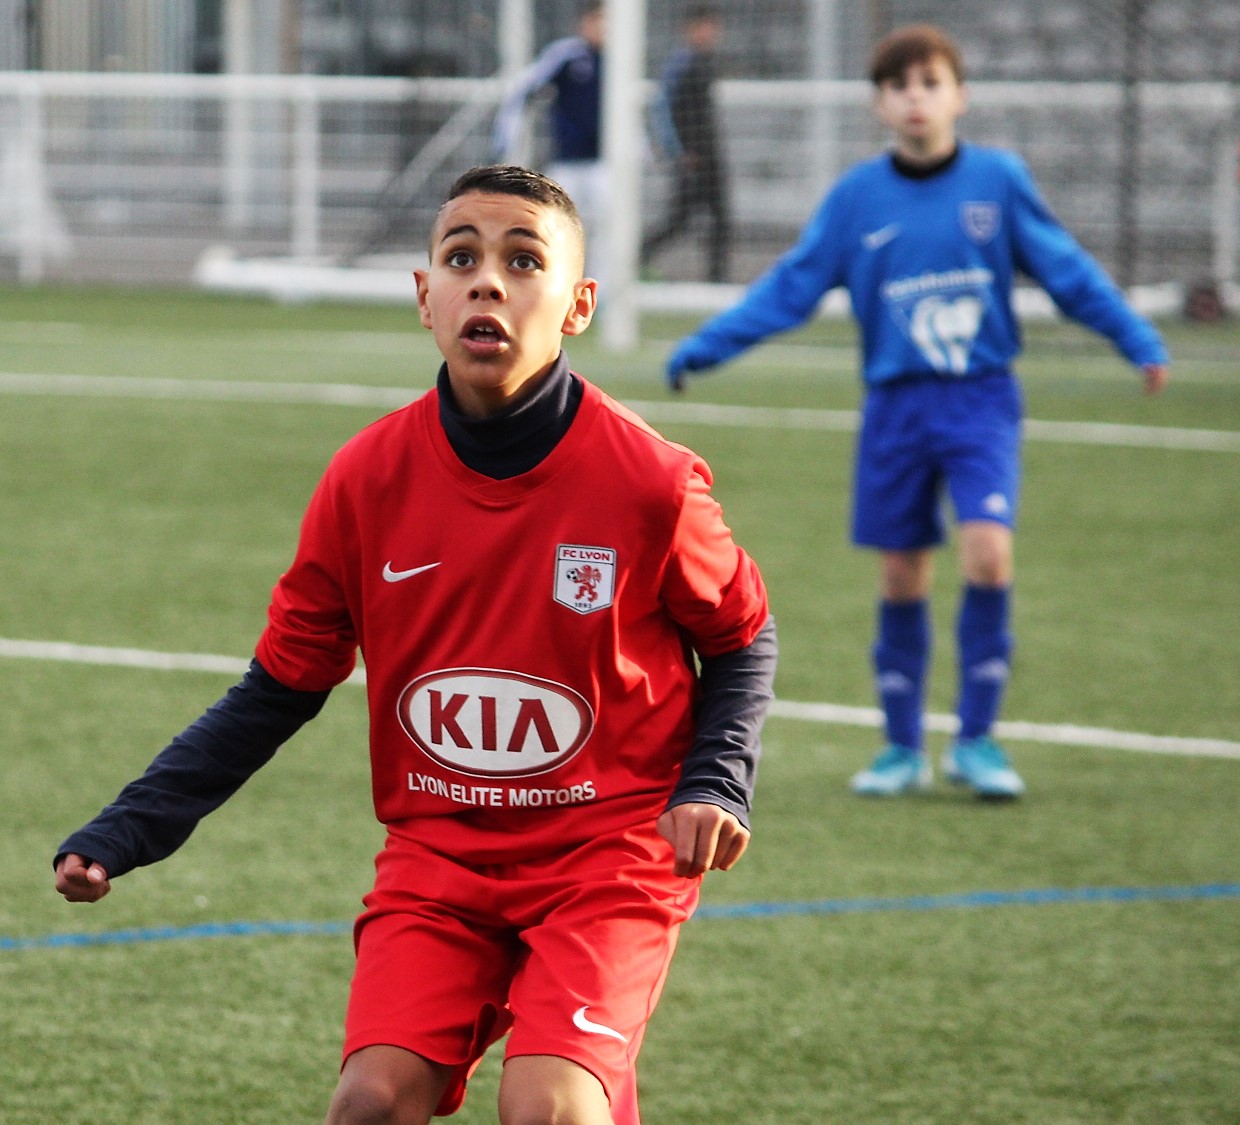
[561,277,598,337]
[413,268,432,329]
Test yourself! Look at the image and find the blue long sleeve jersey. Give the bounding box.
[493,36,602,163]
[681,143,1168,384]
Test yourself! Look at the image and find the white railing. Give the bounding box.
[0,71,504,283]
[1,70,1236,344]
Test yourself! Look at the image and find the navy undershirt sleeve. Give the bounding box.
[665,614,777,828]
[54,660,329,880]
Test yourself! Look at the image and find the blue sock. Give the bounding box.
[873,599,930,752]
[956,585,1012,741]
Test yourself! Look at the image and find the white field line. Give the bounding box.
[0,372,421,409]
[626,400,1240,452]
[0,638,370,686]
[767,700,1240,760]
[2,372,1239,452]
[2,637,1236,761]
[0,322,419,354]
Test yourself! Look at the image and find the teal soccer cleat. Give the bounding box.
[850,745,932,796]
[942,736,1025,799]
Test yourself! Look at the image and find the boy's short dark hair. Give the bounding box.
[869,24,965,86]
[439,164,586,257]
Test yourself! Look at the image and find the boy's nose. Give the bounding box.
[470,268,505,300]
[471,281,503,300]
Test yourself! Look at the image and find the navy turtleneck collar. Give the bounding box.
[436,352,583,480]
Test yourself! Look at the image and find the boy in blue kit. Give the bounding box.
[666,24,1169,799]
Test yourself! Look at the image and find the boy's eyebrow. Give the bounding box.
[440,223,479,242]
[507,226,548,244]
[438,223,549,245]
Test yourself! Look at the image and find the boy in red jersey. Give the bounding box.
[54,165,777,1125]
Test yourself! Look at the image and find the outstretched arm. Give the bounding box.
[665,187,847,391]
[52,659,330,899]
[1008,153,1170,383]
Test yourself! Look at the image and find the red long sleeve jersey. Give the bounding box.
[256,378,769,863]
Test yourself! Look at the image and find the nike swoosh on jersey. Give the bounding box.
[572,1006,627,1043]
[382,561,441,583]
[862,222,901,250]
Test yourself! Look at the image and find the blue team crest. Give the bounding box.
[960,201,1001,244]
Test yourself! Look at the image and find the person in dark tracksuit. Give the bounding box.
[642,5,730,283]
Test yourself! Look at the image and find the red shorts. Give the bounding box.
[343,820,699,1119]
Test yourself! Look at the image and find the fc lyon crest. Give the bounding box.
[554,544,616,614]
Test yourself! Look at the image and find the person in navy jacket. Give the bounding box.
[493,3,609,285]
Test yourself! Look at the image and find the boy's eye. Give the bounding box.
[512,252,541,271]
[445,249,474,268]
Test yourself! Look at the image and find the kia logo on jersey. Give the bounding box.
[397,668,595,778]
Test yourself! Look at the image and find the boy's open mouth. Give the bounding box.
[461,316,509,347]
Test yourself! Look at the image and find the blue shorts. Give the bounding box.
[851,372,1023,550]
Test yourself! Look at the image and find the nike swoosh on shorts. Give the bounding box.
[572,1006,627,1043]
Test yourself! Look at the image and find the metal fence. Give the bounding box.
[1,0,1238,306]
[2,70,1236,291]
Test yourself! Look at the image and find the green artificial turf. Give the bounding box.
[2,286,1236,1123]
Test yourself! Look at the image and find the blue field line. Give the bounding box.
[0,919,352,951]
[693,882,1240,920]
[5,883,1238,952]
